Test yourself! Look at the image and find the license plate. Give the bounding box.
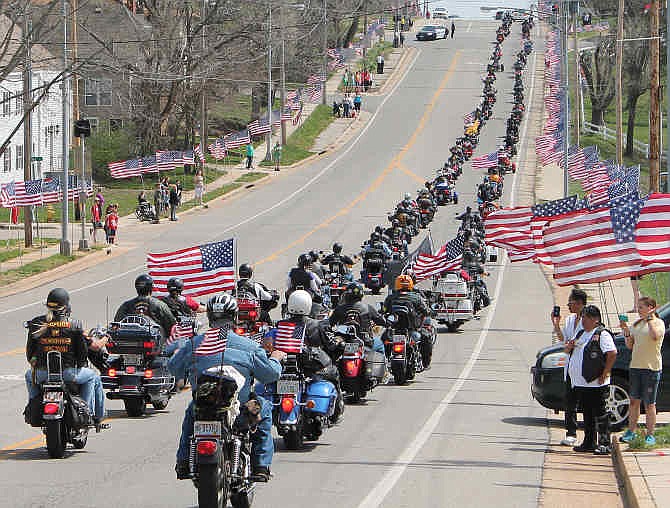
[43,391,63,402]
[277,379,300,395]
[194,421,221,437]
[344,343,360,355]
[122,354,142,366]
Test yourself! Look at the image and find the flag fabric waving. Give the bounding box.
[147,238,236,297]
[109,158,142,179]
[635,194,670,272]
[273,320,306,353]
[471,151,498,169]
[195,327,228,356]
[0,182,15,207]
[15,180,43,206]
[413,235,464,280]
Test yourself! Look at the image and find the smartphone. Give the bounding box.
[618,314,629,323]
[551,306,561,318]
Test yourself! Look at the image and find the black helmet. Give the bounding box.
[332,242,343,254]
[46,288,70,313]
[298,253,311,269]
[238,263,253,279]
[374,226,383,234]
[206,294,238,322]
[308,250,320,263]
[167,277,184,294]
[135,274,154,296]
[344,282,364,302]
[371,232,381,242]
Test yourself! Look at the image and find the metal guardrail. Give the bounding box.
[582,121,666,161]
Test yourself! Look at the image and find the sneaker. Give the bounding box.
[175,461,190,480]
[573,443,595,453]
[594,444,611,456]
[251,466,272,483]
[645,435,656,446]
[93,418,111,433]
[560,436,577,446]
[619,429,636,443]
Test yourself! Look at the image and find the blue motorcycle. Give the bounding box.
[256,351,338,450]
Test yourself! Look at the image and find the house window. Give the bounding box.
[88,118,99,133]
[15,95,22,115]
[84,79,112,106]
[2,92,10,116]
[109,118,122,131]
[15,145,23,170]
[3,147,11,172]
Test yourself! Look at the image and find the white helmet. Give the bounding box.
[404,192,412,200]
[287,290,312,316]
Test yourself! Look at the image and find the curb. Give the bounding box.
[366,47,417,97]
[612,440,657,508]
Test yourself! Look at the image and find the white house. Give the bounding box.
[0,69,65,185]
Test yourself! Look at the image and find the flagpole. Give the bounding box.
[562,0,569,198]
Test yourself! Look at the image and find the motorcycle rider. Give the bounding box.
[456,206,477,231]
[160,277,205,322]
[114,274,176,340]
[382,275,430,352]
[169,294,286,482]
[329,282,387,355]
[308,250,327,280]
[237,263,279,323]
[25,288,108,431]
[286,254,322,298]
[322,243,355,281]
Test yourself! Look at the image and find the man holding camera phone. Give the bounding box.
[551,289,588,446]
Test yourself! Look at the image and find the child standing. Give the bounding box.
[104,204,119,254]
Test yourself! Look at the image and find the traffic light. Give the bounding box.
[74,119,91,138]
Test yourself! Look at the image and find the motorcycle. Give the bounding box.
[362,255,385,294]
[25,351,92,458]
[101,315,175,416]
[235,297,271,341]
[430,273,474,333]
[332,324,384,403]
[324,272,347,309]
[190,366,258,508]
[382,306,423,385]
[135,202,157,222]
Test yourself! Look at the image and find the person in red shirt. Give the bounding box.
[104,204,119,253]
[90,196,102,243]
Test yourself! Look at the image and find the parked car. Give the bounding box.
[416,25,447,41]
[531,302,670,430]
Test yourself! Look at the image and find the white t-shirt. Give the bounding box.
[561,314,583,379]
[568,328,617,388]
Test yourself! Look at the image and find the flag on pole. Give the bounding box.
[194,144,206,162]
[41,178,61,204]
[14,179,43,206]
[195,327,228,356]
[109,158,142,179]
[412,235,464,280]
[471,151,498,169]
[1,181,16,207]
[273,320,306,353]
[635,193,670,271]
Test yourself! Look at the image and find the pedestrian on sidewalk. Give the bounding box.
[551,288,587,447]
[353,93,362,113]
[565,305,617,455]
[451,21,455,38]
[245,142,254,169]
[342,94,351,118]
[169,184,179,221]
[619,296,666,446]
[193,169,205,206]
[153,182,163,221]
[363,69,371,92]
[400,31,405,47]
[104,204,119,253]
[376,53,384,74]
[272,142,282,171]
[90,196,102,244]
[332,100,341,118]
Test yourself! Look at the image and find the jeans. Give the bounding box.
[372,337,385,355]
[564,374,578,437]
[246,155,253,169]
[170,204,177,220]
[575,385,610,448]
[26,367,105,420]
[177,397,274,468]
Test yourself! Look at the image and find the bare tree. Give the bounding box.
[622,15,650,155]
[580,36,616,126]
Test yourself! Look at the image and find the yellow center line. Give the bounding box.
[255,50,462,266]
[0,347,23,358]
[396,162,427,184]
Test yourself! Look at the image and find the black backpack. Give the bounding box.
[579,327,611,383]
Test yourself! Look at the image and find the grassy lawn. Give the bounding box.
[234,172,268,183]
[640,272,670,306]
[0,254,77,285]
[261,104,334,166]
[0,238,60,263]
[626,423,670,450]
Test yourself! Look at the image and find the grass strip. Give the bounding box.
[0,254,77,285]
[626,424,670,450]
[0,238,60,264]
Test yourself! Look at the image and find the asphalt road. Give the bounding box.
[0,21,552,508]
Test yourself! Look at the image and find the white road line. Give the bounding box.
[467,22,473,33]
[357,30,539,508]
[0,51,422,317]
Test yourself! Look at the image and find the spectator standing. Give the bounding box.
[376,53,384,74]
[153,181,163,220]
[451,21,455,38]
[342,94,351,118]
[90,196,102,243]
[332,100,341,118]
[193,169,205,206]
[363,69,371,91]
[619,296,666,445]
[169,184,179,221]
[565,305,617,455]
[400,31,405,47]
[272,142,282,172]
[95,188,104,219]
[245,142,254,169]
[353,93,362,113]
[104,204,119,253]
[551,288,587,447]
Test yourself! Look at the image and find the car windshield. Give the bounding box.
[422,26,437,31]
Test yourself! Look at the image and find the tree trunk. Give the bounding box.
[625,94,639,156]
[343,16,360,48]
[591,107,605,126]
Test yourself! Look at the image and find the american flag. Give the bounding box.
[413,235,464,281]
[194,144,206,162]
[281,106,292,121]
[248,118,271,137]
[286,90,299,103]
[463,111,476,124]
[67,175,93,201]
[15,179,43,206]
[167,321,197,346]
[543,193,645,286]
[273,320,305,353]
[587,185,610,208]
[306,84,323,103]
[635,193,670,271]
[41,178,61,204]
[307,73,324,84]
[292,103,303,125]
[529,196,583,265]
[485,206,534,252]
[564,145,597,179]
[182,149,195,165]
[471,151,498,169]
[195,327,228,356]
[147,238,236,297]
[223,130,251,149]
[156,150,176,171]
[208,139,227,160]
[581,162,611,192]
[0,181,15,207]
[109,158,142,179]
[271,109,283,127]
[140,155,158,174]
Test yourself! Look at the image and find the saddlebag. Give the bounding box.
[66,393,91,429]
[24,396,43,427]
[364,350,387,382]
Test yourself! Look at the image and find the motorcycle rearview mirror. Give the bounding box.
[23,321,29,329]
[386,314,397,324]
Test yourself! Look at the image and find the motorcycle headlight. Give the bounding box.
[540,352,568,369]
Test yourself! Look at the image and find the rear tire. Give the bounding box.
[447,323,459,333]
[197,458,227,508]
[372,287,381,295]
[283,427,303,450]
[230,490,254,508]
[45,420,66,459]
[152,399,169,410]
[392,365,407,386]
[124,398,146,417]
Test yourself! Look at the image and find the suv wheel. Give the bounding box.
[606,376,630,431]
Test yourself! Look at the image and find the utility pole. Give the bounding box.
[23,13,33,248]
[649,0,661,192]
[363,0,368,58]
[572,2,579,146]
[321,0,327,106]
[60,0,71,256]
[615,0,624,165]
[666,0,670,192]
[200,0,208,158]
[562,0,569,197]
[266,0,273,161]
[280,0,287,145]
